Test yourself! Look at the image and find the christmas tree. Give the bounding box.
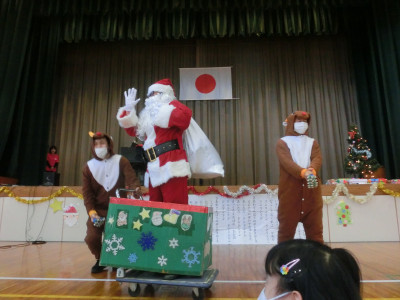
[344,125,381,178]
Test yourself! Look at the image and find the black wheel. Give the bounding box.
[143,283,155,296]
[128,283,141,297]
[192,287,204,300]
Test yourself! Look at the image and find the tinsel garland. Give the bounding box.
[1,182,398,205]
[222,184,278,198]
[350,147,372,158]
[187,184,278,198]
[378,182,400,197]
[324,183,378,204]
[187,185,222,196]
[0,186,83,205]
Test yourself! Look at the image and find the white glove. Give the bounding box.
[123,88,140,112]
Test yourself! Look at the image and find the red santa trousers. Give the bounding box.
[149,176,188,204]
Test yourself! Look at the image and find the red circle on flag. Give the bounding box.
[195,74,216,94]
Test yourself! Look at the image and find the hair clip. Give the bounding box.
[280,258,300,275]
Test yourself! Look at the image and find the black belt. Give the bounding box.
[144,140,180,162]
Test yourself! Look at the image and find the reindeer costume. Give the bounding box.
[82,132,140,271]
[276,111,323,244]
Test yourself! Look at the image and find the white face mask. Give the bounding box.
[258,288,290,300]
[294,122,308,135]
[95,147,108,159]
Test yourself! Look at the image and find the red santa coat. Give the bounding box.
[276,111,323,244]
[118,99,192,187]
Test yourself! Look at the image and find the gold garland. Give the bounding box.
[324,183,378,204]
[1,183,398,205]
[378,182,400,197]
[0,186,83,205]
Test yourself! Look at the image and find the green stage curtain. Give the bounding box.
[0,1,34,181]
[346,0,400,178]
[34,0,345,42]
[0,1,60,184]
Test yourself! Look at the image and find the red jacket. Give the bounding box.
[117,99,192,187]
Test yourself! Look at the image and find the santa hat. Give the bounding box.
[147,78,176,98]
[64,205,78,214]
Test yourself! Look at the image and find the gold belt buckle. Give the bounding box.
[146,147,157,162]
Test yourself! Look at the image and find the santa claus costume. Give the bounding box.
[276,111,323,244]
[117,79,192,204]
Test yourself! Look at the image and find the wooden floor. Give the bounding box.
[0,241,399,299]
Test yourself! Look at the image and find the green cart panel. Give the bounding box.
[100,198,213,276]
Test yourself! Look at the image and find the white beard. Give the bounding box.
[137,93,174,140]
[64,215,78,227]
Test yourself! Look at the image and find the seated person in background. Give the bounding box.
[258,239,362,300]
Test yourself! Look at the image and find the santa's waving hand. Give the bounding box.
[124,88,140,111]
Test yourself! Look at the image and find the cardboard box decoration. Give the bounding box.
[100,198,213,276]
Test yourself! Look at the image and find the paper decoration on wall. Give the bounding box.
[50,198,63,213]
[63,204,79,227]
[336,200,352,227]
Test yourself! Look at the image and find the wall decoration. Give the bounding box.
[63,204,79,227]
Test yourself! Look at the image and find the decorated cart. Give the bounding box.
[99,192,217,298]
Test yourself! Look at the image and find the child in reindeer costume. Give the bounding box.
[82,131,141,273]
[276,111,323,244]
[117,79,223,205]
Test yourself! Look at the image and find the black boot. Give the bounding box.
[91,260,105,273]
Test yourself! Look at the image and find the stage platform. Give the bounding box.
[0,185,400,243]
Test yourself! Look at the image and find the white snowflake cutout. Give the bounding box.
[158,255,168,267]
[169,238,179,249]
[104,234,125,255]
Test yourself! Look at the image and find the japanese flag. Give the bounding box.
[179,67,233,100]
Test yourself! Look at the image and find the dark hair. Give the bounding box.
[48,145,57,153]
[265,239,362,300]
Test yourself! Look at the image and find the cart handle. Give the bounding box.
[116,188,143,200]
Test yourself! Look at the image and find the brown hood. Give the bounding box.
[90,131,114,160]
[284,111,311,136]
